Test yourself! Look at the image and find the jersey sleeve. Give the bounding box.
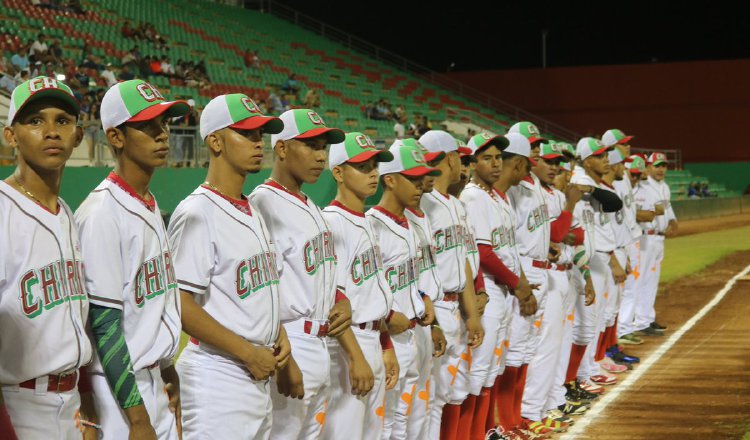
[324,214,351,293]
[167,204,214,295]
[77,208,125,310]
[461,191,492,246]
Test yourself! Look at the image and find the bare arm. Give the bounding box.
[458,260,484,348]
[335,327,374,396]
[636,210,656,222]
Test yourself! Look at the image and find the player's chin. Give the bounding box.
[246,163,263,174]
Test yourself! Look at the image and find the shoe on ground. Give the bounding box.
[651,321,667,330]
[540,416,569,432]
[486,427,512,440]
[579,378,606,393]
[558,401,588,416]
[618,333,644,345]
[565,381,598,401]
[612,351,640,364]
[634,326,664,337]
[590,374,617,385]
[546,409,575,425]
[520,420,553,439]
[613,358,634,369]
[600,358,628,374]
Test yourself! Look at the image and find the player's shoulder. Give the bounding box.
[74,180,118,221]
[459,183,486,203]
[171,190,211,223]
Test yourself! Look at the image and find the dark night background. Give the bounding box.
[266,1,750,72]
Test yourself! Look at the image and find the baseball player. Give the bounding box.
[633,153,677,335]
[321,132,396,440]
[366,141,437,440]
[247,108,353,440]
[416,130,486,440]
[167,93,293,440]
[461,132,537,439]
[0,76,93,440]
[76,79,189,439]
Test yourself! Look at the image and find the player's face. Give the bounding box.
[533,157,560,185]
[553,168,570,191]
[473,145,502,185]
[446,151,461,184]
[650,163,667,181]
[586,153,610,176]
[222,127,264,173]
[512,156,532,185]
[116,114,171,169]
[617,144,631,157]
[392,173,425,208]
[628,171,640,186]
[340,158,379,199]
[613,162,625,180]
[4,100,81,171]
[529,143,541,160]
[284,136,328,184]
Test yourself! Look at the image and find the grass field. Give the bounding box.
[661,225,750,284]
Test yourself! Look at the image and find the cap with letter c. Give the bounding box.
[601,129,634,147]
[328,132,394,169]
[508,121,547,144]
[648,152,668,166]
[626,155,646,174]
[465,132,510,155]
[7,76,80,125]
[270,108,345,147]
[101,79,191,131]
[576,137,612,161]
[379,139,442,177]
[200,93,283,139]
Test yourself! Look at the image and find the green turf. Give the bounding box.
[661,225,750,284]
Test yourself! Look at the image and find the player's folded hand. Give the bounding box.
[431,326,447,357]
[349,355,375,397]
[466,316,484,348]
[276,357,305,399]
[475,291,489,316]
[387,312,411,335]
[584,277,596,306]
[244,344,278,381]
[383,348,400,390]
[419,296,435,326]
[519,295,538,316]
[328,299,353,337]
[274,326,292,369]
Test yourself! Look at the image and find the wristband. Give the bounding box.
[380,331,393,351]
[385,310,395,323]
[80,420,101,430]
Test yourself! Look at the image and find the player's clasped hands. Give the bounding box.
[387,311,412,334]
[349,355,375,396]
[584,277,596,306]
[244,344,278,381]
[328,298,353,337]
[465,315,485,348]
[276,357,305,399]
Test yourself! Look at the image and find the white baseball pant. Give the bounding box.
[2,384,81,440]
[406,325,433,440]
[506,261,549,368]
[618,240,642,337]
[634,235,665,331]
[574,253,609,381]
[545,271,577,412]
[604,249,628,328]
[383,328,419,440]
[178,343,272,440]
[468,293,512,396]
[323,327,386,440]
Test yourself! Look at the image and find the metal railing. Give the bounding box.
[260,0,583,142]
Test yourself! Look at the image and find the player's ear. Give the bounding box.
[3,126,17,150]
[106,127,125,155]
[274,140,287,161]
[205,131,223,156]
[331,165,344,184]
[73,125,84,149]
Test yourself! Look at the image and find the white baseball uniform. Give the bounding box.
[460,183,518,396]
[0,182,92,440]
[366,206,425,440]
[633,176,675,331]
[249,181,337,440]
[321,201,392,440]
[168,185,281,440]
[604,180,631,330]
[75,173,181,440]
[614,176,643,338]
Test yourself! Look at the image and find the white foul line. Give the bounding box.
[560,263,750,439]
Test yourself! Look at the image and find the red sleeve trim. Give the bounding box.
[571,227,585,246]
[474,267,486,291]
[478,244,520,289]
[335,289,348,304]
[380,330,394,351]
[550,210,573,243]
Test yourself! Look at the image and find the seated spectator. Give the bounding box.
[30,33,51,63]
[701,183,715,198]
[281,73,300,96]
[266,86,283,114]
[48,39,63,64]
[100,63,117,87]
[160,56,175,77]
[11,46,30,72]
[394,104,406,121]
[121,20,137,39]
[13,69,30,84]
[73,65,90,89]
[150,57,163,76]
[139,55,153,77]
[687,182,701,199]
[121,46,140,70]
[0,72,17,93]
[393,115,406,139]
[303,88,320,108]
[118,64,135,81]
[244,49,260,68]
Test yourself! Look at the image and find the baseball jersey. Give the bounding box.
[633,181,659,232]
[405,207,443,301]
[0,183,92,384]
[644,177,677,233]
[507,174,551,261]
[613,177,642,242]
[420,191,471,294]
[570,167,597,262]
[601,182,631,249]
[75,173,181,372]
[322,201,392,325]
[248,181,337,323]
[544,186,580,266]
[460,183,520,319]
[168,186,280,347]
[366,206,425,320]
[571,167,615,253]
[462,205,480,280]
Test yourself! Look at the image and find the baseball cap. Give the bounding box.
[601,129,634,147]
[626,155,646,174]
[608,148,624,165]
[419,130,472,156]
[558,142,576,158]
[503,132,532,158]
[270,109,345,146]
[508,121,547,144]
[456,138,471,157]
[561,162,572,172]
[379,140,441,177]
[648,152,668,166]
[101,80,190,131]
[576,137,612,161]
[328,132,394,170]
[539,142,567,161]
[7,76,80,125]
[398,138,445,162]
[200,93,283,140]
[465,132,510,155]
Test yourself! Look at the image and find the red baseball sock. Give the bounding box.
[495,367,518,431]
[565,343,587,383]
[441,403,461,440]
[456,394,476,440]
[484,379,498,431]
[513,364,529,427]
[608,319,619,349]
[470,387,491,440]
[595,330,607,362]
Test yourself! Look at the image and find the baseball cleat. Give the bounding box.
[600,358,628,374]
[540,416,569,432]
[634,326,664,337]
[618,333,644,345]
[520,420,553,439]
[650,321,667,331]
[546,408,575,424]
[558,401,588,416]
[590,374,617,386]
[579,378,606,393]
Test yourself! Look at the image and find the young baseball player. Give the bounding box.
[75,79,190,439]
[0,76,93,440]
[633,153,677,335]
[416,130,486,440]
[320,132,396,440]
[248,108,354,440]
[167,93,293,440]
[366,140,438,440]
[460,132,536,439]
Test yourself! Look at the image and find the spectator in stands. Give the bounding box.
[303,88,320,108]
[701,183,715,198]
[121,20,137,39]
[0,72,16,93]
[150,56,163,76]
[281,73,300,96]
[393,114,406,139]
[171,99,197,167]
[11,45,30,72]
[0,56,12,75]
[139,55,153,77]
[394,104,406,121]
[267,86,283,114]
[13,69,29,85]
[118,64,135,81]
[30,33,51,63]
[48,39,63,64]
[161,56,175,77]
[80,49,104,71]
[73,65,90,89]
[244,49,260,69]
[100,63,117,87]
[121,46,140,71]
[416,114,431,136]
[687,182,701,199]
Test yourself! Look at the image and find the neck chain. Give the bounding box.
[202,181,237,199]
[266,177,301,196]
[13,174,53,209]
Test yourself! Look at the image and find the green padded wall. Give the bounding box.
[685,162,750,194]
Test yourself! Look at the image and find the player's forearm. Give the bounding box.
[335,327,367,363]
[179,291,255,362]
[478,245,520,289]
[459,260,480,320]
[636,210,655,222]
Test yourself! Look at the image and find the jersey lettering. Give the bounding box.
[433,224,466,254]
[351,245,383,286]
[385,256,419,293]
[236,251,280,298]
[526,203,550,232]
[134,252,177,308]
[491,225,516,249]
[18,259,86,319]
[303,231,336,275]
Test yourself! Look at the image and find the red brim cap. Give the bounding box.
[424,151,446,162]
[294,127,346,144]
[529,136,546,145]
[590,146,610,156]
[630,169,642,174]
[457,146,473,155]
[540,153,564,160]
[618,135,634,144]
[401,166,441,177]
[529,157,538,166]
[347,149,394,164]
[128,100,191,122]
[229,115,284,134]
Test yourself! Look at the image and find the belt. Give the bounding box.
[357,320,381,331]
[531,259,551,269]
[596,250,614,255]
[552,262,572,271]
[644,230,665,236]
[19,370,78,393]
[285,318,330,337]
[443,292,460,302]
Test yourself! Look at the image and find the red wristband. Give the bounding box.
[385,310,395,323]
[380,331,394,351]
[335,289,348,303]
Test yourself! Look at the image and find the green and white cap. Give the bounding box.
[558,142,576,158]
[200,93,283,139]
[455,138,471,157]
[399,138,445,162]
[504,132,532,158]
[608,148,624,165]
[601,129,634,147]
[7,76,80,125]
[419,130,472,156]
[539,142,568,161]
[648,152,667,166]
[466,132,510,155]
[576,137,612,160]
[328,132,394,169]
[101,79,190,131]
[626,155,646,173]
[379,139,442,177]
[270,108,345,146]
[508,121,546,144]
